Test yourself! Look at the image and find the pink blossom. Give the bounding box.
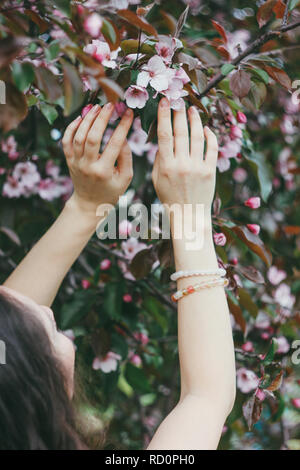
[233,167,247,183]
[155,37,183,64]
[155,41,174,64]
[129,352,142,367]
[291,398,300,409]
[230,125,243,140]
[161,77,188,110]
[128,118,150,155]
[13,162,40,189]
[246,224,260,236]
[217,152,231,173]
[2,177,23,198]
[110,102,127,121]
[274,283,295,310]
[237,111,247,124]
[219,138,242,160]
[45,160,60,179]
[256,389,266,402]
[227,29,250,59]
[125,85,149,109]
[1,135,19,160]
[92,351,121,373]
[261,332,270,340]
[0,167,5,175]
[237,368,260,394]
[276,336,290,354]
[37,178,62,201]
[84,40,119,69]
[244,197,261,209]
[123,294,132,303]
[81,104,93,118]
[119,220,133,237]
[121,237,147,260]
[175,67,190,84]
[100,259,111,270]
[137,55,172,92]
[242,341,254,353]
[267,266,287,285]
[255,312,271,330]
[84,13,103,38]
[81,279,91,289]
[213,232,227,246]
[134,332,149,345]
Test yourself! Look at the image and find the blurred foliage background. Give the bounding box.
[0,0,300,450]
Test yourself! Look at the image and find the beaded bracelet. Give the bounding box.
[171,277,229,302]
[170,268,226,282]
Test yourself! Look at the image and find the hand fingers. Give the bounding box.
[189,107,204,161]
[204,126,218,168]
[157,98,173,160]
[73,104,101,159]
[84,103,115,162]
[62,116,82,160]
[101,109,134,168]
[116,141,133,179]
[173,105,189,159]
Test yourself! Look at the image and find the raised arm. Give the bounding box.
[148,98,236,450]
[4,104,134,306]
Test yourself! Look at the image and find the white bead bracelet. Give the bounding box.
[170,268,226,282]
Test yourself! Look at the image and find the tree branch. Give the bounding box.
[199,19,300,99]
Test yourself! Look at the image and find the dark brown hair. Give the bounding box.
[0,291,84,450]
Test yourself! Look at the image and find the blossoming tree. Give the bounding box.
[0,0,300,450]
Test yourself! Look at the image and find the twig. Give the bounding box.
[199,19,300,99]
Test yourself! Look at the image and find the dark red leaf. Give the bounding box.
[243,394,263,430]
[257,0,277,28]
[118,9,158,37]
[232,226,272,266]
[229,70,252,98]
[263,65,292,89]
[211,20,228,43]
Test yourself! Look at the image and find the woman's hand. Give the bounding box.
[62,103,134,215]
[152,98,218,217]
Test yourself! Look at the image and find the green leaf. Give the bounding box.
[102,282,123,320]
[289,0,300,11]
[12,62,34,92]
[53,0,71,17]
[263,338,279,365]
[40,102,58,124]
[221,63,235,76]
[244,151,273,202]
[140,92,159,134]
[44,40,60,61]
[60,290,97,330]
[125,363,152,394]
[250,68,270,85]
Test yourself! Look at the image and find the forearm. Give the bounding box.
[4,195,101,306]
[172,211,236,414]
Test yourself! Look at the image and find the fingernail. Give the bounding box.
[125,108,133,116]
[105,102,114,110]
[191,106,197,113]
[160,98,169,108]
[75,116,81,122]
[93,104,100,111]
